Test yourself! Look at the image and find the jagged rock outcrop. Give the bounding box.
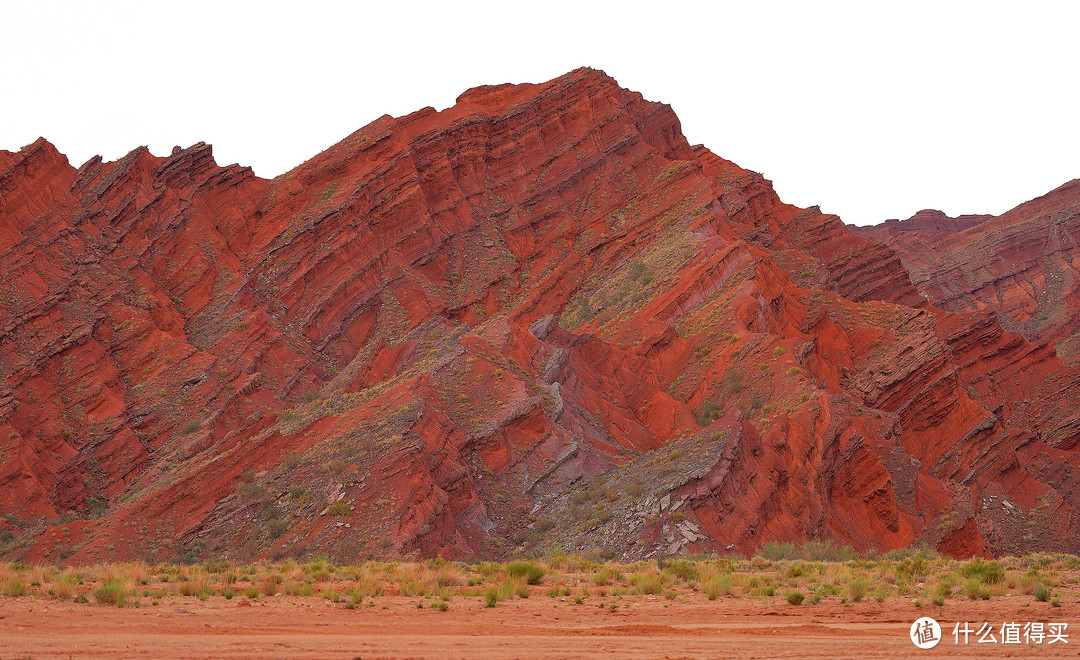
[855,183,1080,355]
[1,68,1077,564]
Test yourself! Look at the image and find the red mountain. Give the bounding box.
[855,184,1080,357]
[1,68,1077,564]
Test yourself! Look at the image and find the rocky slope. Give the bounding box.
[1,68,1078,564]
[855,184,1080,358]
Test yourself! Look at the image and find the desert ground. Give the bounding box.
[2,592,1079,658]
[0,555,1076,658]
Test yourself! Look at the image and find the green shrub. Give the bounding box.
[846,579,867,603]
[327,501,351,517]
[93,578,131,607]
[261,574,281,596]
[784,562,809,578]
[630,574,663,595]
[702,575,733,600]
[894,555,932,581]
[663,560,698,582]
[696,402,723,425]
[964,579,990,600]
[1034,583,1052,602]
[284,580,313,597]
[757,541,856,562]
[960,557,1005,585]
[511,578,530,598]
[786,592,805,605]
[505,561,545,585]
[2,579,26,597]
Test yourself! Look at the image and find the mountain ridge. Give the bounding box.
[856,178,1080,352]
[1,68,1078,564]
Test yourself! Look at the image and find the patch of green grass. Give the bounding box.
[2,579,26,597]
[1034,582,1052,602]
[702,575,733,600]
[93,578,132,607]
[629,574,663,595]
[846,579,867,603]
[959,557,1005,585]
[505,561,545,585]
[663,560,698,582]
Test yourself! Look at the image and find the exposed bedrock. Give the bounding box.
[1,69,1077,562]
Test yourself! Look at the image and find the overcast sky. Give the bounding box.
[3,1,1077,225]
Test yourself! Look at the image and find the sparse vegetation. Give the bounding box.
[93,577,132,607]
[846,578,867,603]
[505,561,545,585]
[1034,582,1052,602]
[0,548,1073,618]
[327,501,352,516]
[2,578,26,597]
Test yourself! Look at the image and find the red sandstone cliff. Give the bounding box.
[1,68,1077,564]
[856,183,1080,357]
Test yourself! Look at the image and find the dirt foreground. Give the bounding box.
[1,592,1076,659]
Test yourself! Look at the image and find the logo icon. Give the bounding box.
[911,617,942,649]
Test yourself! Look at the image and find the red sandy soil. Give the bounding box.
[1,592,1076,658]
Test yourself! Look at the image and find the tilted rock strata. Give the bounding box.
[855,182,1080,355]
[1,68,1078,564]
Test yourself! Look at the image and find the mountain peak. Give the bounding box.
[1,70,1078,564]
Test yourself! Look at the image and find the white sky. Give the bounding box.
[2,1,1077,226]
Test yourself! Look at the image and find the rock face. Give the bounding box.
[1,68,1078,564]
[856,183,1080,357]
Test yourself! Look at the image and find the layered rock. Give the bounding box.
[1,68,1077,564]
[856,182,1080,356]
